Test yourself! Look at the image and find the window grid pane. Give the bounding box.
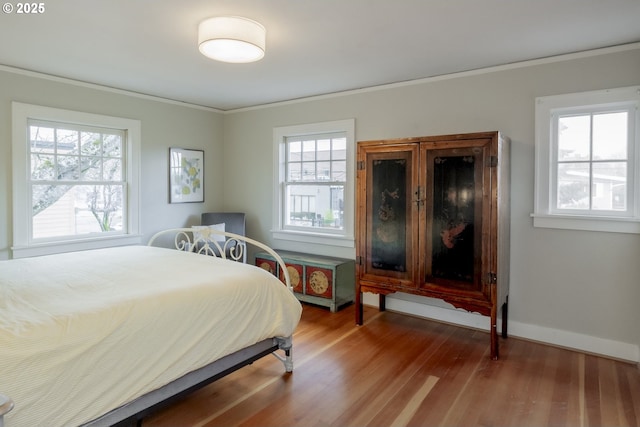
[557,162,590,210]
[593,112,628,160]
[30,125,55,152]
[558,115,590,161]
[592,161,627,211]
[285,183,344,229]
[32,184,124,238]
[56,128,79,154]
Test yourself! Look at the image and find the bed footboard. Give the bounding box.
[148,227,292,290]
[149,228,296,373]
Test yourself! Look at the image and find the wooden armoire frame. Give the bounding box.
[355,131,510,359]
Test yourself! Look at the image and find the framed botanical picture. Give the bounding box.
[169,148,204,203]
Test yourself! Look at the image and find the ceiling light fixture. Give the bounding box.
[198,16,266,63]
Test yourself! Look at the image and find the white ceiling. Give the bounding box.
[1,0,639,111]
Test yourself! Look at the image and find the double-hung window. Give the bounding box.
[12,102,141,258]
[533,86,640,233]
[273,119,355,247]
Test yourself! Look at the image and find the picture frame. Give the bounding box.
[169,148,204,203]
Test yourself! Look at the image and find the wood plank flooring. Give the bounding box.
[144,303,640,427]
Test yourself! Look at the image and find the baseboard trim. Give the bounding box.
[363,293,639,364]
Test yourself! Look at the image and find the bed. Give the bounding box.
[0,228,302,427]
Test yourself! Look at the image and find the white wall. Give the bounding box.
[0,67,225,260]
[222,45,640,362]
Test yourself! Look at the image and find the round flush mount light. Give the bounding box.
[198,16,266,63]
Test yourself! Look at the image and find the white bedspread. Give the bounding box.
[0,245,302,427]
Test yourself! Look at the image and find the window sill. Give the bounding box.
[531,213,640,234]
[272,230,355,248]
[11,234,143,259]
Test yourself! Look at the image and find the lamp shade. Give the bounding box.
[198,16,266,63]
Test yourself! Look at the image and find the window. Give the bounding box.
[285,133,346,229]
[533,86,640,233]
[273,119,355,247]
[12,102,141,258]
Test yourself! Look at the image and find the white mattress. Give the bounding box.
[0,245,302,427]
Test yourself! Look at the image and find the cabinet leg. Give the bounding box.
[355,289,363,325]
[379,294,386,312]
[490,324,498,360]
[490,304,499,360]
[501,296,508,339]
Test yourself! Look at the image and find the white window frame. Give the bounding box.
[11,102,142,258]
[273,119,355,247]
[533,86,640,233]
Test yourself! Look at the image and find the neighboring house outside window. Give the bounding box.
[12,102,141,258]
[533,86,640,233]
[273,119,355,247]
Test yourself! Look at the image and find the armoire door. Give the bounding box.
[356,143,419,291]
[418,137,496,315]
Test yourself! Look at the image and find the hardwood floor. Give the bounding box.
[144,303,640,427]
